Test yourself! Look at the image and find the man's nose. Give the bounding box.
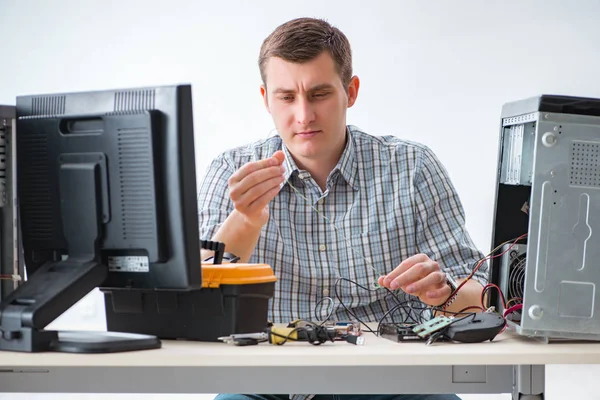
[295,99,315,126]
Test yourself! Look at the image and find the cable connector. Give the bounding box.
[345,334,364,345]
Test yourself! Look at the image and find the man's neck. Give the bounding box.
[295,135,347,192]
[296,157,339,192]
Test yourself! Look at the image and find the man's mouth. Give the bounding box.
[295,130,321,138]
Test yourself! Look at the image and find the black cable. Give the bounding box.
[377,302,412,336]
[332,276,440,336]
[426,312,478,345]
[314,296,335,323]
[269,327,301,346]
[269,321,335,346]
[333,277,379,334]
[331,276,486,342]
[430,306,480,316]
[376,298,432,336]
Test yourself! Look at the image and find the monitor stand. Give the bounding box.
[0,157,161,353]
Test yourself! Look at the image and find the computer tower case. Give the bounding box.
[0,105,21,300]
[490,94,600,341]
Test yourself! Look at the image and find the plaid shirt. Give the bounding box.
[197,126,487,400]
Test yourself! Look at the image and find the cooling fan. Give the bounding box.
[498,243,526,317]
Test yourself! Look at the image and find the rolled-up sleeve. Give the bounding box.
[413,146,488,287]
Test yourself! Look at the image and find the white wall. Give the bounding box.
[2,0,600,398]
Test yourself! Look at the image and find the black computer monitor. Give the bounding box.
[0,84,201,353]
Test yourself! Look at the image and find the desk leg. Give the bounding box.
[512,365,544,400]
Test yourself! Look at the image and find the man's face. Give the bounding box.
[261,52,359,167]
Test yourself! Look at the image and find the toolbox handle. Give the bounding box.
[201,240,225,264]
[201,240,241,264]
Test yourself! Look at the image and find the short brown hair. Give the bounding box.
[259,18,353,90]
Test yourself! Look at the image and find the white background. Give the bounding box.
[2,0,600,399]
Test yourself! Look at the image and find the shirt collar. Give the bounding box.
[281,143,299,183]
[335,127,359,190]
[279,127,359,191]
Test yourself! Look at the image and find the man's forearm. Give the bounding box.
[437,279,484,316]
[200,210,263,263]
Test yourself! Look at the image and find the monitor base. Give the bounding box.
[51,330,161,353]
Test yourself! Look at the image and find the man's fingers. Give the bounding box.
[230,165,284,198]
[388,261,437,290]
[272,150,285,163]
[404,271,446,295]
[229,154,284,184]
[226,151,286,226]
[246,185,282,214]
[382,254,430,287]
[425,283,452,301]
[229,159,276,184]
[236,175,284,208]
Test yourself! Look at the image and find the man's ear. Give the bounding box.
[347,76,360,108]
[260,84,271,114]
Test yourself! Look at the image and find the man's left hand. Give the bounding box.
[378,254,451,306]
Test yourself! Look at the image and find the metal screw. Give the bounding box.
[529,305,543,320]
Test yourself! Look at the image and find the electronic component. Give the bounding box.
[379,324,425,342]
[498,243,526,321]
[412,316,454,338]
[380,312,505,345]
[329,321,362,338]
[218,320,364,346]
[219,325,337,346]
[379,323,449,343]
[287,319,362,340]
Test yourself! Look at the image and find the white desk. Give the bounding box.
[0,329,598,399]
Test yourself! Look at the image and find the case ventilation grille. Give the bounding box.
[570,141,600,188]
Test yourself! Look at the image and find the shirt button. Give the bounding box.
[319,244,327,251]
[322,288,330,296]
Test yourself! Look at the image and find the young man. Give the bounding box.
[198,17,487,400]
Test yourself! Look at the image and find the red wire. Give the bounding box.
[503,303,523,318]
[441,233,527,309]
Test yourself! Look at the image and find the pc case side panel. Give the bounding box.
[522,112,600,340]
[0,106,19,300]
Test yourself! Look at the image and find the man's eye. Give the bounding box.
[313,92,330,98]
[279,96,293,101]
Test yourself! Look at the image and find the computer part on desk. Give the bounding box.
[490,94,600,342]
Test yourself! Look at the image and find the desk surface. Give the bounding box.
[2,330,600,368]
